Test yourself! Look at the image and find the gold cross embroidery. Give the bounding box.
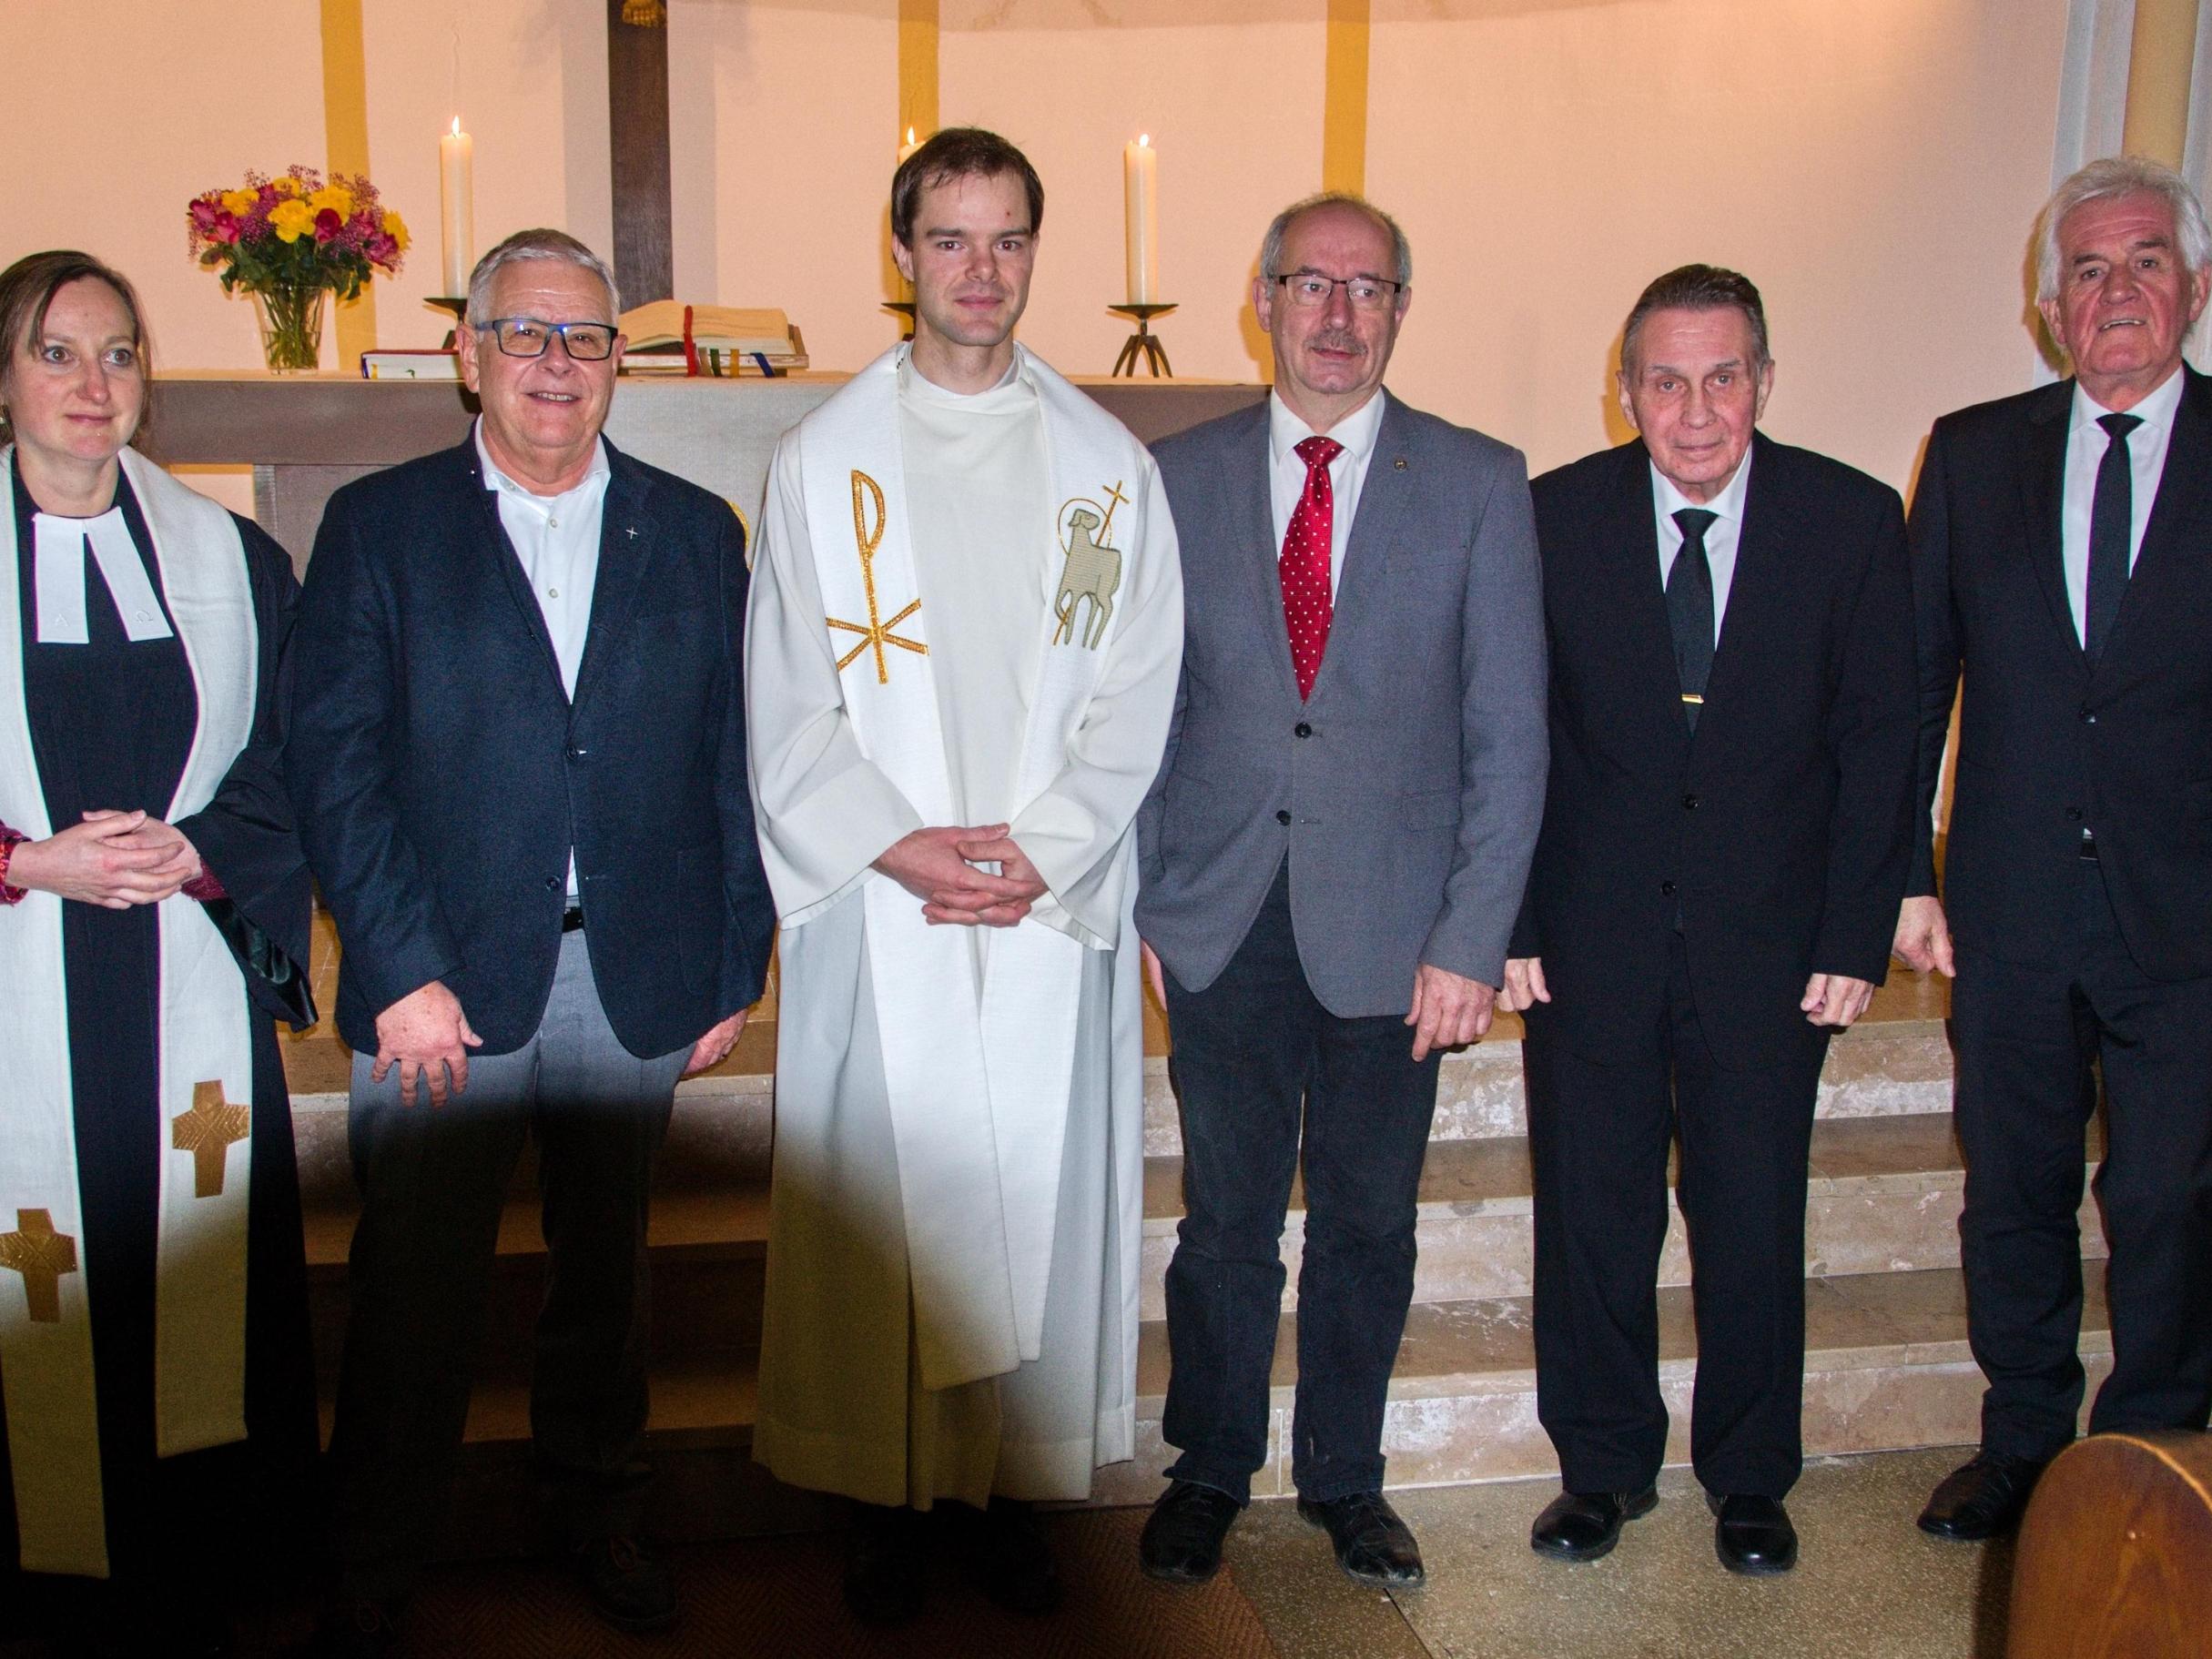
[825,470,927,685]
[173,1081,251,1199]
[0,1209,78,1323]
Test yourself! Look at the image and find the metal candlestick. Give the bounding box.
[427,295,469,350]
[1110,303,1175,378]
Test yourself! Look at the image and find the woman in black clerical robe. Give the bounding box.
[0,251,318,1655]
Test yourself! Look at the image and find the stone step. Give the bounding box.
[1137,1111,2107,1320]
[371,1262,2110,1544]
[1094,1265,2113,1505]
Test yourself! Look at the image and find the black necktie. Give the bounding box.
[1668,508,1718,730]
[2085,411,2142,662]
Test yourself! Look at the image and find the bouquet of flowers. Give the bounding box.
[187,167,409,369]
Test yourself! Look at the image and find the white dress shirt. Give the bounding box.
[1268,389,1386,599]
[2061,366,2183,645]
[476,420,611,898]
[1652,445,1754,647]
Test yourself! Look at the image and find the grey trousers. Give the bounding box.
[329,930,689,1599]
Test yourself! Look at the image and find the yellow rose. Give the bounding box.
[221,188,259,216]
[382,210,411,252]
[269,199,318,242]
[308,184,354,219]
[269,175,301,197]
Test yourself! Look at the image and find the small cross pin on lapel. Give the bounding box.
[625,525,639,540]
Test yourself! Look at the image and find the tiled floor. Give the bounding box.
[1223,1447,2014,1659]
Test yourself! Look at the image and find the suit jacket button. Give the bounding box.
[2066,806,2085,822]
[1295,722,1313,738]
[544,875,562,890]
[1660,879,1678,896]
[1681,793,1700,810]
[2080,709,2097,724]
[1276,810,1293,826]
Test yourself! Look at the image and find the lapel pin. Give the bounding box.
[625,525,639,539]
[1393,458,1407,470]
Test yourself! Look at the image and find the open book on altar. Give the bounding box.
[619,301,807,376]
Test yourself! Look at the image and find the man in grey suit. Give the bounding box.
[1134,194,1548,1586]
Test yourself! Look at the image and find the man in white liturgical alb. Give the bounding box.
[745,127,1182,1624]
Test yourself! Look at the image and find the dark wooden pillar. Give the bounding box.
[607,1,675,308]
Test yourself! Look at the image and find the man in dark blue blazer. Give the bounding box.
[289,230,774,1651]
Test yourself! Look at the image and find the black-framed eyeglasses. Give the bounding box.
[1271,272,1405,311]
[473,317,620,360]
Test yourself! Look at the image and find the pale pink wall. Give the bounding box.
[686,0,904,375]
[0,0,2082,495]
[1368,0,2074,490]
[361,0,613,349]
[0,0,329,371]
[939,5,1326,383]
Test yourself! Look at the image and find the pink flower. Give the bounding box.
[314,207,344,244]
[210,210,240,246]
[364,230,400,268]
[188,197,222,234]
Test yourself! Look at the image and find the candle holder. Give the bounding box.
[1109,304,1175,378]
[882,299,917,342]
[426,295,469,350]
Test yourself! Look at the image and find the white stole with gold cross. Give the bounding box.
[0,447,258,1578]
[788,345,1146,1391]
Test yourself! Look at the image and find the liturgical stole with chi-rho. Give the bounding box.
[0,446,259,1578]
[786,344,1148,1392]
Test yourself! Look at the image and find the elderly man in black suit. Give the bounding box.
[1899,156,2212,1543]
[289,229,775,1653]
[1504,266,1917,1576]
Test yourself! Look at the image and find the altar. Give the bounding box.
[139,373,1268,571]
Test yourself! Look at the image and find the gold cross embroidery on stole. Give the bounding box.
[0,1209,79,1324]
[173,1081,251,1199]
[826,470,927,684]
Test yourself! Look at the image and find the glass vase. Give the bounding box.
[250,285,327,373]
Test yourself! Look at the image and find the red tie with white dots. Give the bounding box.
[1282,435,1344,699]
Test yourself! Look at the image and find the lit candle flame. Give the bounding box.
[1140,133,1151,147]
[907,126,917,146]
[451,116,462,137]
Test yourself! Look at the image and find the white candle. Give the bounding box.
[440,117,475,298]
[898,126,920,165]
[1123,134,1159,305]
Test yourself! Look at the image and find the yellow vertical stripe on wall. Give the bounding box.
[2123,0,2201,167]
[899,0,939,148]
[1322,0,1370,197]
[319,0,376,370]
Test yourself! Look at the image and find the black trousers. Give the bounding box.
[328,933,685,1601]
[1952,858,2212,1461]
[1526,934,1828,1498]
[1159,864,1442,1504]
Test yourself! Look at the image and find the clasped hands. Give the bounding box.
[874,822,1047,928]
[1497,956,1879,1027]
[8,809,199,907]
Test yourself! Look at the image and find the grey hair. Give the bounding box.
[2034,155,2212,303]
[466,228,623,322]
[1259,192,1412,289]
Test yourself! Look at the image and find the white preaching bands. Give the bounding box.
[31,508,174,645]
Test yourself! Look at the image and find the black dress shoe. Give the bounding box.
[1297,1491,1426,1585]
[954,1497,1063,1615]
[1529,1485,1659,1562]
[573,1533,679,1634]
[1707,1492,1798,1576]
[1917,1452,2047,1541]
[844,1502,929,1627]
[1140,1480,1243,1584]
